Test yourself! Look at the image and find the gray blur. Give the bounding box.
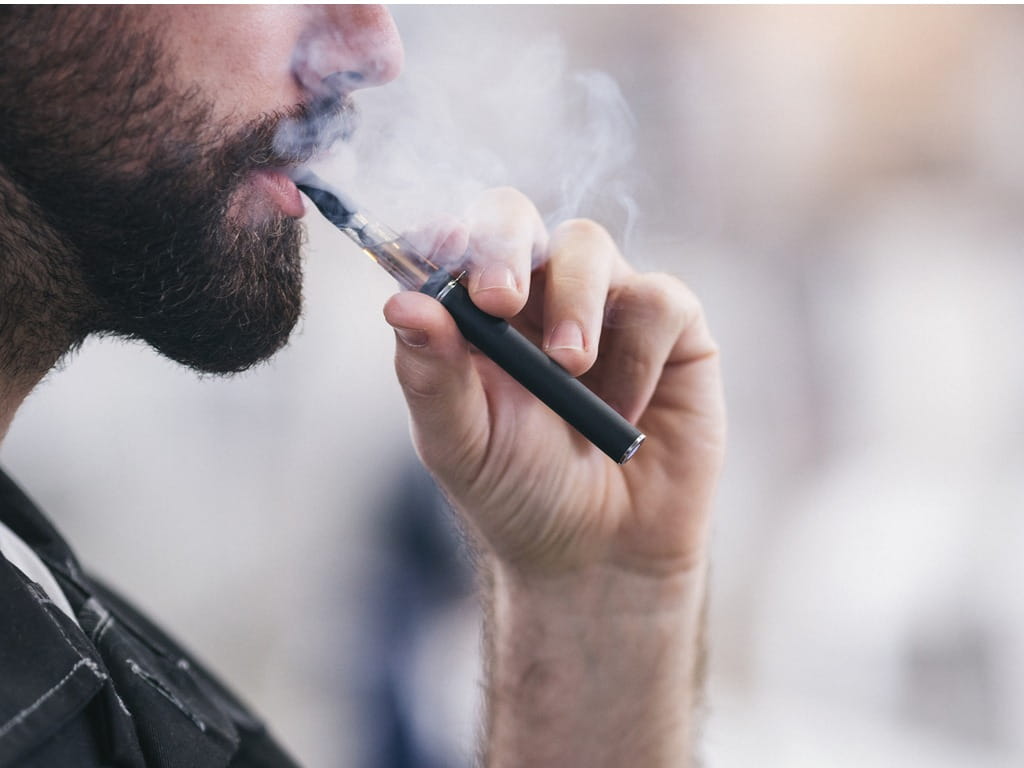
[4,6,1024,767]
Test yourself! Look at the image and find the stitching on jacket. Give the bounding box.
[126,659,207,733]
[83,598,116,645]
[0,658,103,740]
[24,574,90,662]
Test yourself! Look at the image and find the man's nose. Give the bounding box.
[293,5,404,96]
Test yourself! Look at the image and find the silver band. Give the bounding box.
[619,433,646,464]
[435,270,467,302]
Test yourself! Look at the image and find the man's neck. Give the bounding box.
[0,376,30,446]
[0,170,97,447]
[0,320,72,451]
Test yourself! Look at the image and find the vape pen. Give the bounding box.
[296,171,644,464]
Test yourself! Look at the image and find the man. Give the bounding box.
[0,6,725,767]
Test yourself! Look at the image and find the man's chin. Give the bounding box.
[95,214,307,376]
[144,307,302,376]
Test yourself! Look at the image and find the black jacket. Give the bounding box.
[0,469,300,768]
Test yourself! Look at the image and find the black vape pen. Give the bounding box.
[296,171,645,463]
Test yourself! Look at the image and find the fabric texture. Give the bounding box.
[0,468,301,768]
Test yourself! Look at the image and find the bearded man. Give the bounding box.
[0,6,725,767]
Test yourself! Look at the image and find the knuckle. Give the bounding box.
[649,273,701,312]
[486,185,529,204]
[468,188,542,260]
[479,186,536,221]
[553,217,613,248]
[633,273,679,314]
[614,272,704,330]
[549,271,590,293]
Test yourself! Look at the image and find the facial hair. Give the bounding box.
[0,7,307,375]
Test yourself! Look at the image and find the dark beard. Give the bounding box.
[43,134,307,375]
[0,7,307,375]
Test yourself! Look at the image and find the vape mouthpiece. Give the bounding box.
[290,169,357,228]
[298,172,645,464]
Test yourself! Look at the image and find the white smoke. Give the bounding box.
[293,11,639,249]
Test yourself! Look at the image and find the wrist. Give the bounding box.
[489,557,708,619]
[481,559,708,767]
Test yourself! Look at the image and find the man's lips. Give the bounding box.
[251,169,305,218]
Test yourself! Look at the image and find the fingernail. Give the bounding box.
[475,263,518,293]
[546,321,585,352]
[394,327,428,348]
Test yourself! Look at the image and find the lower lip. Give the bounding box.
[251,170,305,218]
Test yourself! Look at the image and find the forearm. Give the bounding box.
[383,190,723,765]
[479,560,708,768]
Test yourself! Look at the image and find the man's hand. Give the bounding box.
[383,187,725,767]
[384,187,724,579]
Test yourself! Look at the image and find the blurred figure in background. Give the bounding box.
[354,461,474,768]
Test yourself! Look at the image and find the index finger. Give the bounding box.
[463,187,548,319]
[541,218,629,376]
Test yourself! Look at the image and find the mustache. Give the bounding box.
[267,95,358,167]
[219,96,358,180]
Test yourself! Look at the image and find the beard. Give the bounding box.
[0,7,309,375]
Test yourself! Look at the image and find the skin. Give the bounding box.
[0,6,725,766]
[387,196,723,766]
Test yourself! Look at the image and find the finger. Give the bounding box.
[403,217,470,270]
[590,273,718,424]
[382,291,491,481]
[463,187,548,319]
[541,218,623,376]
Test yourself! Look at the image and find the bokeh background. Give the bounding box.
[4,6,1024,767]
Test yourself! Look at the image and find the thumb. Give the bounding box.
[383,291,491,480]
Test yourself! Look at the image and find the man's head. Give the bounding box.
[0,6,402,380]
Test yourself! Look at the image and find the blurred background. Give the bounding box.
[4,6,1024,767]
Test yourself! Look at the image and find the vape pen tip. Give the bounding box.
[287,166,322,189]
[290,168,361,229]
